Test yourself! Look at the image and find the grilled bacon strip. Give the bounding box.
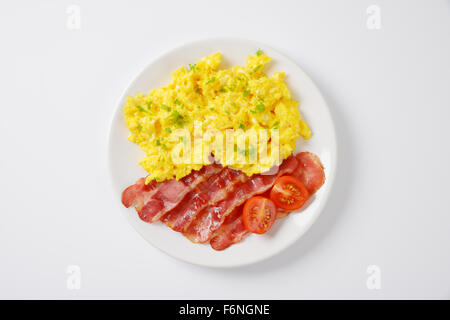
[209,206,247,251]
[292,152,325,194]
[122,178,158,209]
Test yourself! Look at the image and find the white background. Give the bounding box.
[0,0,449,299]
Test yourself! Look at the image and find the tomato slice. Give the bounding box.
[270,176,310,210]
[242,196,277,234]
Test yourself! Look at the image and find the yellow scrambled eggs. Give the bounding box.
[123,51,311,183]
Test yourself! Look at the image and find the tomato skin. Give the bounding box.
[270,176,310,211]
[242,196,277,234]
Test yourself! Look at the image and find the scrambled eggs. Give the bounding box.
[123,51,311,183]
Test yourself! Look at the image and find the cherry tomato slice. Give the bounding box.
[242,196,277,234]
[270,176,310,210]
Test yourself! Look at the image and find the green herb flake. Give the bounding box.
[249,145,256,157]
[165,127,172,133]
[256,49,263,56]
[243,90,250,97]
[195,88,201,94]
[273,121,280,129]
[161,144,167,149]
[239,123,245,130]
[161,104,171,112]
[147,101,152,109]
[137,125,143,130]
[253,65,263,73]
[189,63,197,71]
[178,119,187,126]
[256,103,265,112]
[156,139,161,146]
[239,148,249,156]
[206,77,216,85]
[137,106,148,113]
[219,88,226,93]
[174,98,181,105]
[167,110,188,127]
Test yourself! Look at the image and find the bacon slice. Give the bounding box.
[187,156,298,243]
[209,205,247,251]
[122,178,158,209]
[164,168,248,232]
[209,153,325,251]
[292,152,325,194]
[121,165,222,223]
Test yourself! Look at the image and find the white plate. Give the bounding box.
[108,37,337,268]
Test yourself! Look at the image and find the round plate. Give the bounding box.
[108,37,337,267]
